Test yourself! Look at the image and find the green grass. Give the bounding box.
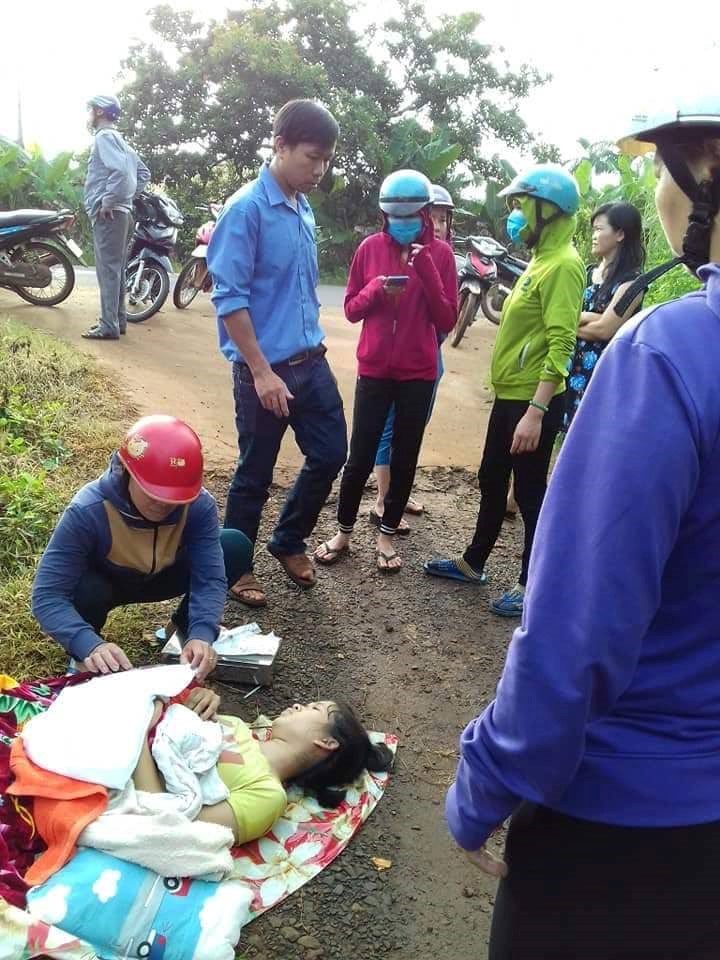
[0,319,172,680]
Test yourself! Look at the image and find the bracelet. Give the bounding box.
[528,400,549,414]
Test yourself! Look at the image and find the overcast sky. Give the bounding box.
[1,0,718,162]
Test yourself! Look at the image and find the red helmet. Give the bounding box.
[118,415,204,504]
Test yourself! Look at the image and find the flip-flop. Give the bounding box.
[404,500,424,516]
[82,325,119,340]
[423,557,487,584]
[368,509,411,537]
[228,572,268,608]
[314,541,349,566]
[376,549,402,574]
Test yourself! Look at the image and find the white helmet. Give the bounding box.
[431,184,454,208]
[618,96,720,156]
[614,94,720,303]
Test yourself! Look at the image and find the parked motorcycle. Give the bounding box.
[0,208,83,306]
[451,235,528,347]
[126,191,183,323]
[173,203,222,310]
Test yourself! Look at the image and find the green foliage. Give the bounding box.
[0,137,90,257]
[454,158,518,240]
[0,321,151,678]
[118,0,547,269]
[0,322,131,578]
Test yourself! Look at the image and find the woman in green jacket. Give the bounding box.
[425,165,584,617]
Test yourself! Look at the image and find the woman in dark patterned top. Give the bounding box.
[563,202,645,430]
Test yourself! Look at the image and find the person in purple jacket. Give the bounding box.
[446,96,720,959]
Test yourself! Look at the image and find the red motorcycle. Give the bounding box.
[172,203,222,309]
[451,236,527,347]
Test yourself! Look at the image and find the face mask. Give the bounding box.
[387,216,423,245]
[506,208,528,244]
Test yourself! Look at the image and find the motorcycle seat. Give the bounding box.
[0,209,63,228]
[468,235,507,257]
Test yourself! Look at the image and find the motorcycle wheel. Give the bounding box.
[126,263,170,323]
[451,291,478,348]
[172,258,203,310]
[10,241,75,306]
[480,283,506,326]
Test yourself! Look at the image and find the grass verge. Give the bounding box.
[0,319,170,679]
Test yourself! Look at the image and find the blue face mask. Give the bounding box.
[506,208,528,244]
[387,216,423,245]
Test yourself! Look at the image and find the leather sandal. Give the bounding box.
[228,572,268,608]
[270,550,317,589]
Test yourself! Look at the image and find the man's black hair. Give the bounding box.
[273,99,339,150]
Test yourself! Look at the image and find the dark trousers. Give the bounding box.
[338,376,435,534]
[225,352,347,559]
[490,803,720,960]
[92,211,131,336]
[73,528,252,637]
[464,395,563,585]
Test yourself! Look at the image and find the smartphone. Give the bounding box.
[385,275,409,286]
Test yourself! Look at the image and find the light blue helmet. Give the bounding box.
[498,163,580,215]
[379,169,432,217]
[87,94,121,122]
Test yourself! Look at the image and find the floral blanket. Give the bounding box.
[0,674,396,959]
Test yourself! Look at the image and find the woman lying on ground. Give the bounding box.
[134,689,393,843]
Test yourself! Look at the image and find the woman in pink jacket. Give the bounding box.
[314,170,457,573]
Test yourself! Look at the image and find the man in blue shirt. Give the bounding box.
[208,100,347,605]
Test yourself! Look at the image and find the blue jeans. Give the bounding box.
[226,351,347,558]
[375,349,443,467]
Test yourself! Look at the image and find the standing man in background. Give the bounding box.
[83,94,150,341]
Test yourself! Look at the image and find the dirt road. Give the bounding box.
[0,286,497,469]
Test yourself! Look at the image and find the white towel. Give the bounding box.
[151,703,229,819]
[22,665,195,789]
[78,782,234,879]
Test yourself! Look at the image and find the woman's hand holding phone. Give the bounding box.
[381,275,408,297]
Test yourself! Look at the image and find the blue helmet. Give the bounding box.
[498,163,580,215]
[379,169,432,217]
[87,94,121,122]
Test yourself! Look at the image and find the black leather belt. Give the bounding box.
[285,344,326,366]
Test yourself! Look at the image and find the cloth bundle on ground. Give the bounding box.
[0,672,397,959]
[10,665,235,883]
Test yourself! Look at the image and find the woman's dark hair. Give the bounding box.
[272,99,339,151]
[591,202,645,302]
[291,702,393,808]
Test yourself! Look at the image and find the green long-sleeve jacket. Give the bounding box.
[490,215,585,400]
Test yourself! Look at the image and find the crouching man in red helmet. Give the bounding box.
[31,415,252,680]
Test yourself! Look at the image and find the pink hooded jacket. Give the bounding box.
[344,218,458,381]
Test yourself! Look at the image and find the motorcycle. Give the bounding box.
[451,235,528,347]
[0,208,83,306]
[126,191,183,323]
[173,203,222,310]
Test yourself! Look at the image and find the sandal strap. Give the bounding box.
[454,557,484,581]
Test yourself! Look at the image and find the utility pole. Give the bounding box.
[16,90,24,149]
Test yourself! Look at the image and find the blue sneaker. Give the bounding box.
[423,557,487,585]
[490,586,525,618]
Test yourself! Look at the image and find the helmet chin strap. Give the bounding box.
[523,198,562,248]
[615,145,720,316]
[660,144,720,273]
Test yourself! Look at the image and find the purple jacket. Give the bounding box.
[447,264,720,849]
